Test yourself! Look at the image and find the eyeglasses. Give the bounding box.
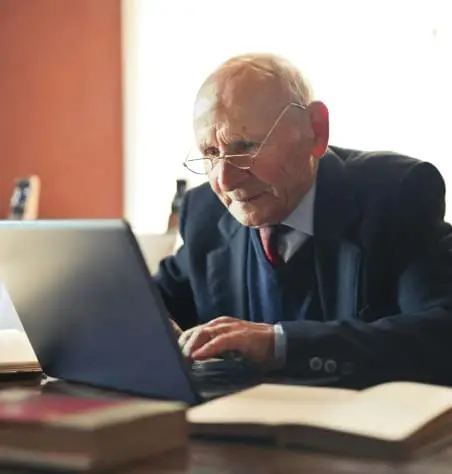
[183,102,307,175]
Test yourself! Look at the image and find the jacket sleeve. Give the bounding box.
[280,162,452,387]
[154,191,199,330]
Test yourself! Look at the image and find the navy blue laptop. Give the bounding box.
[0,220,266,405]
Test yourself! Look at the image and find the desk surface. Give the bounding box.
[3,380,452,473]
[1,440,451,474]
[125,440,452,474]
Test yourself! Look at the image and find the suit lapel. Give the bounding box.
[314,149,362,320]
[206,212,249,319]
[205,149,362,322]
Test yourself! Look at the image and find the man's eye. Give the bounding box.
[235,140,257,153]
[203,147,219,158]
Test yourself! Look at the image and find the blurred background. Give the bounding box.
[1,0,451,270]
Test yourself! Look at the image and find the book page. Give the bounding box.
[0,329,39,370]
[189,383,355,426]
[314,381,452,441]
[189,382,452,443]
[0,282,25,332]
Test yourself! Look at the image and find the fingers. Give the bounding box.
[180,323,236,358]
[191,330,245,360]
[178,318,275,364]
[178,317,259,361]
[169,319,182,338]
[190,322,275,364]
[178,326,198,348]
[180,327,210,358]
[204,316,238,326]
[178,317,242,353]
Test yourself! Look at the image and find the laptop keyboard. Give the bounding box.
[190,354,263,396]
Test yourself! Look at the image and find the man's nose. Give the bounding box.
[216,159,246,191]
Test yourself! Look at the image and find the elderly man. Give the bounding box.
[155,53,452,387]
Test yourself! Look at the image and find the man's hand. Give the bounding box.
[178,316,275,365]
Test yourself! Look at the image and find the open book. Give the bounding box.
[189,382,452,459]
[0,329,41,374]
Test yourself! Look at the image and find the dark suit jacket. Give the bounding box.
[155,146,452,387]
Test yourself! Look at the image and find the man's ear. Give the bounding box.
[308,101,329,158]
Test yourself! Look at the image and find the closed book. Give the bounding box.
[0,388,187,471]
[189,381,452,460]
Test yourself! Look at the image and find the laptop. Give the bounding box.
[0,219,268,405]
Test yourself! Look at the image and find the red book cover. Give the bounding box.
[0,389,124,423]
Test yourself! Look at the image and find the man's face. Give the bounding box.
[193,72,324,227]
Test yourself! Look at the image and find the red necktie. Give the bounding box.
[259,226,281,265]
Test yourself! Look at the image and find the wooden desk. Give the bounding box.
[3,380,452,473]
[124,440,452,474]
[1,440,451,474]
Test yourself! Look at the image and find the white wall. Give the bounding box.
[122,0,452,233]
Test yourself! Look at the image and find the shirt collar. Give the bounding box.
[282,182,316,236]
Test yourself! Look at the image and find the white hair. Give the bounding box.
[210,52,314,106]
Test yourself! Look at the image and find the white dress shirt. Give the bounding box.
[274,182,316,365]
[278,182,316,261]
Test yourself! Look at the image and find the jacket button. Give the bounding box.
[309,357,323,371]
[324,359,337,373]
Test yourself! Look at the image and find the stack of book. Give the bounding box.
[0,388,187,471]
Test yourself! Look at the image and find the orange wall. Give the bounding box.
[0,0,123,218]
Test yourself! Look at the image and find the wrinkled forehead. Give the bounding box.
[193,72,287,145]
[193,100,262,145]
